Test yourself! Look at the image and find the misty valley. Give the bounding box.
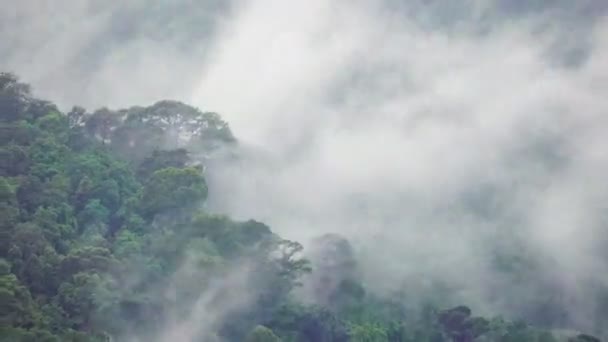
[2,1,608,341]
[0,72,604,342]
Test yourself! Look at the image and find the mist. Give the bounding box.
[3,0,608,338]
[198,0,608,331]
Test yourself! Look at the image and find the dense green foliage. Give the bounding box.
[0,72,601,341]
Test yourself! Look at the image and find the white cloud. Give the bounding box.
[3,0,608,335]
[193,0,608,331]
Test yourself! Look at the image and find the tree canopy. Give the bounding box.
[0,73,602,341]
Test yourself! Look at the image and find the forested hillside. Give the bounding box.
[0,72,601,342]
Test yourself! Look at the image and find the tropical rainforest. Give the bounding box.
[0,71,604,342]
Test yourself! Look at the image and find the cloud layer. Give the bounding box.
[195,0,608,332]
[3,0,608,335]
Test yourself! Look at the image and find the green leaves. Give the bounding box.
[35,111,69,142]
[59,247,118,280]
[0,72,598,342]
[246,325,281,342]
[77,200,109,234]
[140,166,207,218]
[57,271,117,330]
[0,72,31,123]
[0,259,35,327]
[137,148,190,180]
[349,323,389,342]
[93,100,236,164]
[0,144,30,177]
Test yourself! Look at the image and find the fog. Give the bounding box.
[2,0,608,337]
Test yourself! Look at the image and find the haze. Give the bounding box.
[2,0,608,337]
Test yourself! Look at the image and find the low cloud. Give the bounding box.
[3,0,608,335]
